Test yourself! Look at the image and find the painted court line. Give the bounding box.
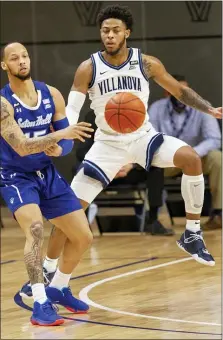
[13,293,220,336]
[79,257,221,327]
[0,260,16,265]
[71,256,158,280]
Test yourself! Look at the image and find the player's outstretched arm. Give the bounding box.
[142,54,222,119]
[66,58,93,125]
[46,85,74,157]
[0,97,93,156]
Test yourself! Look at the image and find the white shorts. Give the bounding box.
[71,129,187,203]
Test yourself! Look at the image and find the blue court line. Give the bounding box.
[0,260,16,265]
[13,293,221,336]
[70,256,158,280]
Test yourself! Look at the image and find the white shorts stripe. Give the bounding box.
[11,185,23,203]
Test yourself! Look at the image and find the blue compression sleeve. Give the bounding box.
[52,117,74,156]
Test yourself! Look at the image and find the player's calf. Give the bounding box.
[173,146,215,265]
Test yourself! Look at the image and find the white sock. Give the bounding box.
[186,219,201,233]
[49,268,72,290]
[43,256,58,273]
[32,283,47,304]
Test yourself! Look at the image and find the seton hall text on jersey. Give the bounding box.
[17,113,52,128]
[98,76,142,95]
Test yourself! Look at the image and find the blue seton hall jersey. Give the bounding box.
[0,81,55,172]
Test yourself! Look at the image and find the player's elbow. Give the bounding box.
[17,148,28,157]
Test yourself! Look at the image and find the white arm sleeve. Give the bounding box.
[66,91,86,125]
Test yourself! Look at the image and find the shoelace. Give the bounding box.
[184,232,205,244]
[66,286,72,295]
[42,302,58,315]
[43,269,51,285]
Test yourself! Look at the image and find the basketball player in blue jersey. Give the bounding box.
[0,42,95,326]
[21,6,222,298]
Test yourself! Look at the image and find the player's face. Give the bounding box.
[100,19,130,56]
[1,44,31,80]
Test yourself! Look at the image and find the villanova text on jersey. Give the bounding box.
[98,76,142,95]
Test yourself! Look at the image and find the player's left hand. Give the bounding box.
[115,164,134,179]
[44,144,62,157]
[208,107,222,119]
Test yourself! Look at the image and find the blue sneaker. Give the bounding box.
[19,281,32,299]
[46,286,89,314]
[30,300,64,326]
[176,229,215,266]
[20,268,56,299]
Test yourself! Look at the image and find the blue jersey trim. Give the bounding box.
[138,49,150,82]
[145,133,164,171]
[89,55,96,89]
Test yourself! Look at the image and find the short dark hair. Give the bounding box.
[97,5,134,31]
[1,42,21,61]
[172,74,186,82]
[1,44,8,61]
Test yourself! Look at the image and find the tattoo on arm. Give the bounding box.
[142,58,153,79]
[23,135,59,154]
[24,221,44,284]
[1,100,62,155]
[179,87,212,113]
[0,101,10,122]
[3,129,59,155]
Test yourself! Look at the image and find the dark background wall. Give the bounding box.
[1,1,222,181]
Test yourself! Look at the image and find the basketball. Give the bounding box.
[104,92,146,133]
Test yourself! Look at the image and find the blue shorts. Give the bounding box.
[0,164,82,220]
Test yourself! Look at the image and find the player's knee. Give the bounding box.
[188,149,201,168]
[174,146,202,172]
[27,220,44,243]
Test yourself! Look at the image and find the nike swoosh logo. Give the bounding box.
[100,71,108,75]
[194,204,203,208]
[194,184,200,187]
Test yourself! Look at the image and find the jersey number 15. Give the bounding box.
[24,129,47,138]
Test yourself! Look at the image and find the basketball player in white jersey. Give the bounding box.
[20,5,222,298]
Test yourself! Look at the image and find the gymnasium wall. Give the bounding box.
[0,1,222,181]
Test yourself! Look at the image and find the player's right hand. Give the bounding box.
[63,122,94,142]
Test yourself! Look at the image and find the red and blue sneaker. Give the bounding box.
[30,300,64,326]
[176,229,215,266]
[46,286,89,314]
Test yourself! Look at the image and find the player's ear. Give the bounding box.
[125,30,130,39]
[1,61,7,71]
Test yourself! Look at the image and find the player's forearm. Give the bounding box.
[7,130,66,156]
[21,130,67,155]
[177,86,212,114]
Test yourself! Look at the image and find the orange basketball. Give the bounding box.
[104,92,146,134]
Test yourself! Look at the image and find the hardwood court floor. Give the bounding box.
[1,216,221,339]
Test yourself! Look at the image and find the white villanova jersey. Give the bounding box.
[88,47,153,143]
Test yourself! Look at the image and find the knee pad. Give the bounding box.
[181,174,204,214]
